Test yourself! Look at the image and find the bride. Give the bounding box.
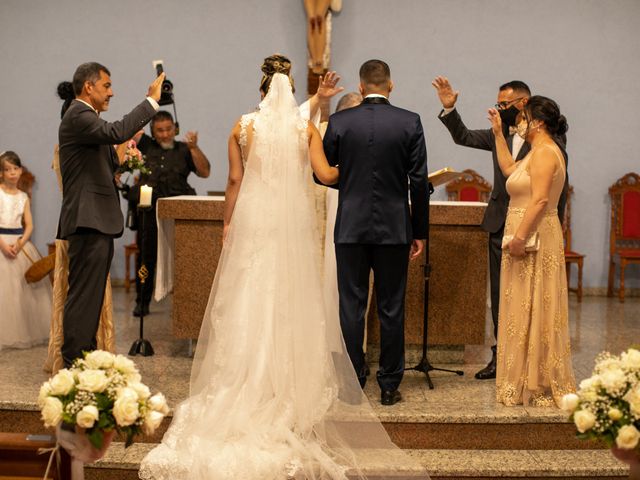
[139,55,429,480]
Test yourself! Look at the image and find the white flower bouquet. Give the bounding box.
[39,350,169,450]
[562,347,640,452]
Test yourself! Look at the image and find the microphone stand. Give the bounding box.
[405,182,463,389]
[129,204,154,356]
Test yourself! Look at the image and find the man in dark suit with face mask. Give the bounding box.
[432,77,532,380]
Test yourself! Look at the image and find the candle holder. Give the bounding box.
[129,204,154,357]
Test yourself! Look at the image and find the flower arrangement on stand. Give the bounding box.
[562,347,640,477]
[39,350,169,477]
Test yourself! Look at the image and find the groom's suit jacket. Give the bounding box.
[57,99,156,239]
[439,108,568,232]
[323,97,429,245]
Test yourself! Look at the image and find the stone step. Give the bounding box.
[82,442,629,479]
[0,404,598,451]
[0,380,602,453]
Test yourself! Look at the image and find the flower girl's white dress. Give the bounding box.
[139,75,429,479]
[0,188,51,350]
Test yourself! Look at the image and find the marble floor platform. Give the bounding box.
[86,442,629,479]
[1,290,636,419]
[0,289,638,477]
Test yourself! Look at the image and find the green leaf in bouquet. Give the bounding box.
[95,392,111,410]
[61,414,75,426]
[97,411,112,430]
[88,428,104,450]
[125,428,135,448]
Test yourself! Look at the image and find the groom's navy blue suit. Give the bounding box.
[322,96,429,392]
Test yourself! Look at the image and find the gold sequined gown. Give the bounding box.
[495,147,576,408]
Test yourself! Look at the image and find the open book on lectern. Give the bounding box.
[427,167,463,187]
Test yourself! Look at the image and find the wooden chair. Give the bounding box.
[562,185,585,302]
[607,172,640,302]
[0,432,71,479]
[445,169,492,202]
[124,242,139,292]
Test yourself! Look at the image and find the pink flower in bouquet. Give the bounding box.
[121,139,150,175]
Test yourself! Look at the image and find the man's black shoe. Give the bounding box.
[381,390,402,406]
[475,356,497,380]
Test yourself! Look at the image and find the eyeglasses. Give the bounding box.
[494,97,525,110]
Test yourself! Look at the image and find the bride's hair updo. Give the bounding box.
[525,95,568,137]
[259,54,294,96]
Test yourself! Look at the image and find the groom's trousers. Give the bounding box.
[335,243,410,392]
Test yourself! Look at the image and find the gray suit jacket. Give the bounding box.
[57,99,156,239]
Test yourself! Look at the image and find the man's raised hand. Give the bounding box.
[432,76,459,109]
[317,71,344,100]
[148,72,166,103]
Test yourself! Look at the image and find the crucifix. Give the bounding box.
[305,0,342,120]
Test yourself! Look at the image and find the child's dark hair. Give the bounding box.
[0,151,22,168]
[57,81,75,119]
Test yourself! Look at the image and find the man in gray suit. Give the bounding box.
[58,62,164,367]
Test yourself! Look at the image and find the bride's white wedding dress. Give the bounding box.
[139,74,428,479]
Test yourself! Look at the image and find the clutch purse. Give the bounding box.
[501,232,540,252]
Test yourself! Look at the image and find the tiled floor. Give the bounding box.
[0,288,637,422]
[1,290,636,478]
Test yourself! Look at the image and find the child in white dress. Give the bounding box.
[0,151,51,350]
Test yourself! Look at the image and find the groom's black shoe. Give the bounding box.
[381,389,402,406]
[475,354,497,380]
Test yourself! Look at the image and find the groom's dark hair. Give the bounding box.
[359,60,390,87]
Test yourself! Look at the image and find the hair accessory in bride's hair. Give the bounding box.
[261,54,292,76]
[260,54,294,95]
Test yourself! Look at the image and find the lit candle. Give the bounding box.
[139,185,153,207]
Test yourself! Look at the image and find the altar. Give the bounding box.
[155,196,225,339]
[367,201,488,349]
[156,197,488,349]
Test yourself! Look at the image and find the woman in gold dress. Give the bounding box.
[43,82,115,374]
[488,96,576,408]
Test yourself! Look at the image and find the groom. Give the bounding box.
[322,60,429,405]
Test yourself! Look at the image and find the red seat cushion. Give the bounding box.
[622,191,640,238]
[459,187,480,202]
[618,248,640,258]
